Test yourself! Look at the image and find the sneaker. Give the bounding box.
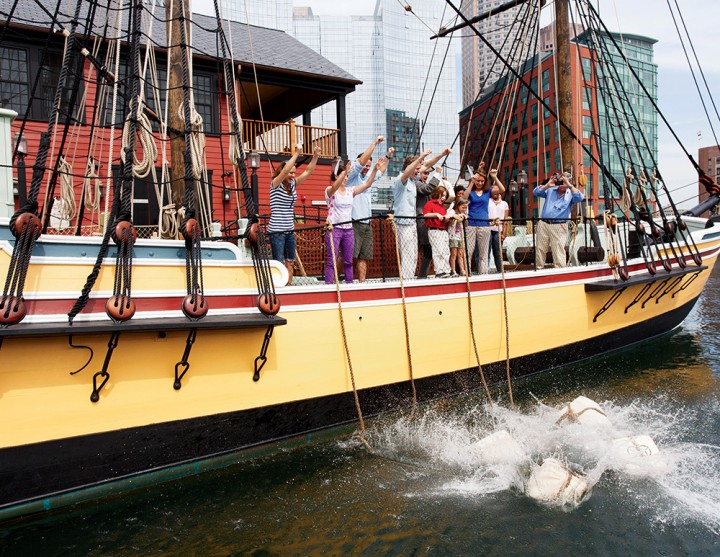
[435,273,448,278]
[450,272,459,278]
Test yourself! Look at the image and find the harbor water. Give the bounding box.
[1,270,719,556]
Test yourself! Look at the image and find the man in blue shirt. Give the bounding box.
[348,136,389,282]
[533,172,584,268]
[393,149,431,279]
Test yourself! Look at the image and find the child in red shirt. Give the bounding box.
[422,186,452,277]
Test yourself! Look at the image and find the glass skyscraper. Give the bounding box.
[219,0,460,178]
[460,0,522,108]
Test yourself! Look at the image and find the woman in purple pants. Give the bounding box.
[324,157,388,284]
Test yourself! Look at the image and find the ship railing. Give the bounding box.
[251,212,634,285]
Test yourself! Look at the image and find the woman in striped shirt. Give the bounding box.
[268,145,321,284]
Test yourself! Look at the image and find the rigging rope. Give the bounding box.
[326,224,371,451]
[388,214,418,410]
[177,0,208,320]
[460,221,494,405]
[1,0,85,325]
[212,0,278,316]
[121,100,157,179]
[495,218,514,408]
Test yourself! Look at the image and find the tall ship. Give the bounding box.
[0,0,718,520]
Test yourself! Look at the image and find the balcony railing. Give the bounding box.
[243,118,339,158]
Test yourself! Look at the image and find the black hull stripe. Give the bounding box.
[0,295,700,518]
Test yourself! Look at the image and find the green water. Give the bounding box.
[1,270,719,556]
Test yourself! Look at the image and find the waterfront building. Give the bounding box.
[459,28,657,220]
[698,145,720,216]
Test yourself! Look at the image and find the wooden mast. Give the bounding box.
[166,0,190,216]
[554,0,574,175]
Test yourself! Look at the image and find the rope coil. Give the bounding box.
[121,100,157,179]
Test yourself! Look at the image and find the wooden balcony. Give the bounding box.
[242,118,339,158]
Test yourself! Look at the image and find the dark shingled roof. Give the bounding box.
[0,0,359,85]
[193,13,359,84]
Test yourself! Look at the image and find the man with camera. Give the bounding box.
[532,171,584,268]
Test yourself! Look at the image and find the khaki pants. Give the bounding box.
[536,220,568,268]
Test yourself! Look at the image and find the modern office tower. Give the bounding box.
[220,0,293,32]
[579,31,658,201]
[220,0,459,179]
[373,0,459,177]
[460,0,522,108]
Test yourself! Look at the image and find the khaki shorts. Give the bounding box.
[353,221,373,259]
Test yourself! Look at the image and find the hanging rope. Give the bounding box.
[121,100,157,179]
[495,218,514,409]
[1,0,85,325]
[176,0,208,320]
[326,224,371,450]
[177,102,205,180]
[388,214,418,410]
[460,221,494,405]
[57,156,77,226]
[82,158,101,213]
[212,0,278,317]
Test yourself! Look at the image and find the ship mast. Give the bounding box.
[554,0,574,175]
[165,0,190,214]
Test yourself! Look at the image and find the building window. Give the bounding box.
[193,73,218,135]
[105,62,218,134]
[582,115,592,139]
[542,69,550,92]
[543,96,552,119]
[582,87,592,111]
[0,45,82,122]
[0,46,29,114]
[581,57,592,80]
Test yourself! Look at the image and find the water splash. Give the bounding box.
[363,394,720,531]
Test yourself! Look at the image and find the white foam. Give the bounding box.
[363,395,720,531]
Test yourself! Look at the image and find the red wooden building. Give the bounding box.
[1,2,360,235]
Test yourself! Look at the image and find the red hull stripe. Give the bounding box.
[22,248,714,317]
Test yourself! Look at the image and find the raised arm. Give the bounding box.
[354,156,389,196]
[358,135,385,167]
[401,148,432,183]
[325,164,350,198]
[296,145,322,186]
[489,169,505,195]
[271,147,301,188]
[421,148,452,172]
[460,174,479,198]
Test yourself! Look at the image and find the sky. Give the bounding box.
[201,0,720,207]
